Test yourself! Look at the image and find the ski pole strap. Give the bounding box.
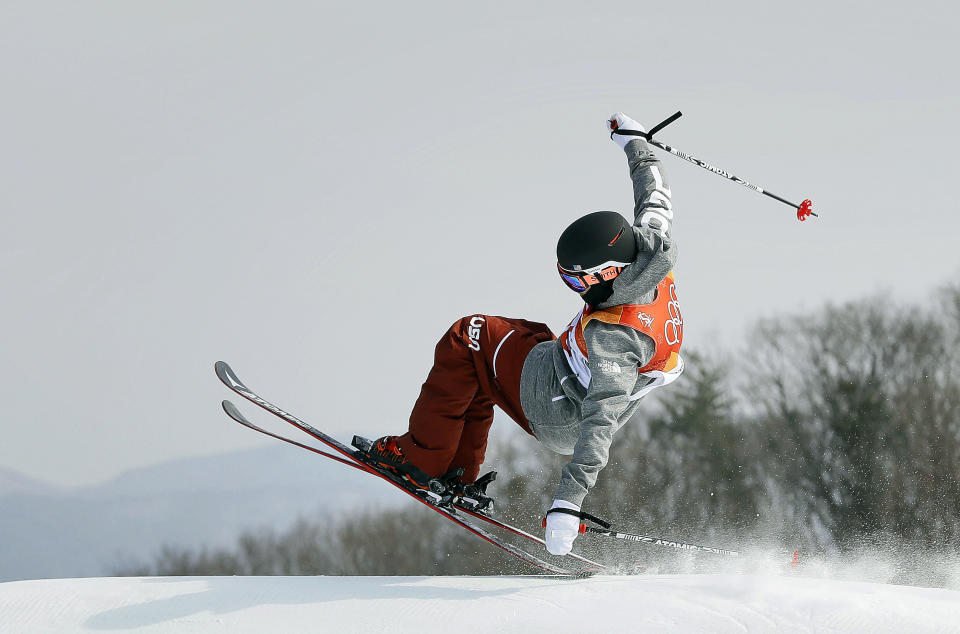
[646,110,683,139]
[610,111,683,142]
[611,128,648,141]
[544,507,611,529]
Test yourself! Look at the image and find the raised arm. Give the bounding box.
[607,112,674,238]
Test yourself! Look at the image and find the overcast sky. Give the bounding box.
[2,1,958,487]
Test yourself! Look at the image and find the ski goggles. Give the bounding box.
[556,261,628,293]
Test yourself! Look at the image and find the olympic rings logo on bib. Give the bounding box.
[664,284,683,346]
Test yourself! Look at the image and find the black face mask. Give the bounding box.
[581,280,615,307]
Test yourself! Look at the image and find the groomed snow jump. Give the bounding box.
[2,574,959,633]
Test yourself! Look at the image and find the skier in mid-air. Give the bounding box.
[361,112,684,556]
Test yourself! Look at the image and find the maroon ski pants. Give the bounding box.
[396,315,555,483]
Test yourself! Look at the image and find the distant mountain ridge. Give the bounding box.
[0,467,61,497]
[0,443,397,582]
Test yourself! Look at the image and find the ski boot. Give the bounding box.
[352,435,455,505]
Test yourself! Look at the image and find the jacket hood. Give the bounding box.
[592,226,677,309]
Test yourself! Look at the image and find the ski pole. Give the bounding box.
[581,523,801,568]
[543,510,740,558]
[611,111,817,222]
[545,509,799,565]
[579,524,741,557]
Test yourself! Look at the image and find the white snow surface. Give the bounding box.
[2,574,959,633]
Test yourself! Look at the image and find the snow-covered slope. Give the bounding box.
[2,574,958,633]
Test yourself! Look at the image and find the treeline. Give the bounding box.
[115,512,530,577]
[119,283,960,584]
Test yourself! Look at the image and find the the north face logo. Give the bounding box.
[597,359,621,373]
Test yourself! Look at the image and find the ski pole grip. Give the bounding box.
[540,518,592,534]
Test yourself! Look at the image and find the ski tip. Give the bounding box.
[214,361,247,390]
[222,400,252,424]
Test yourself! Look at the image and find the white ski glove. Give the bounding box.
[607,112,646,149]
[544,499,582,556]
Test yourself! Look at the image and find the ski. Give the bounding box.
[215,361,604,576]
[220,399,606,574]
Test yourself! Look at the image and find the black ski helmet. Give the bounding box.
[557,211,637,273]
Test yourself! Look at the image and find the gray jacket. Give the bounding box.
[519,137,679,507]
